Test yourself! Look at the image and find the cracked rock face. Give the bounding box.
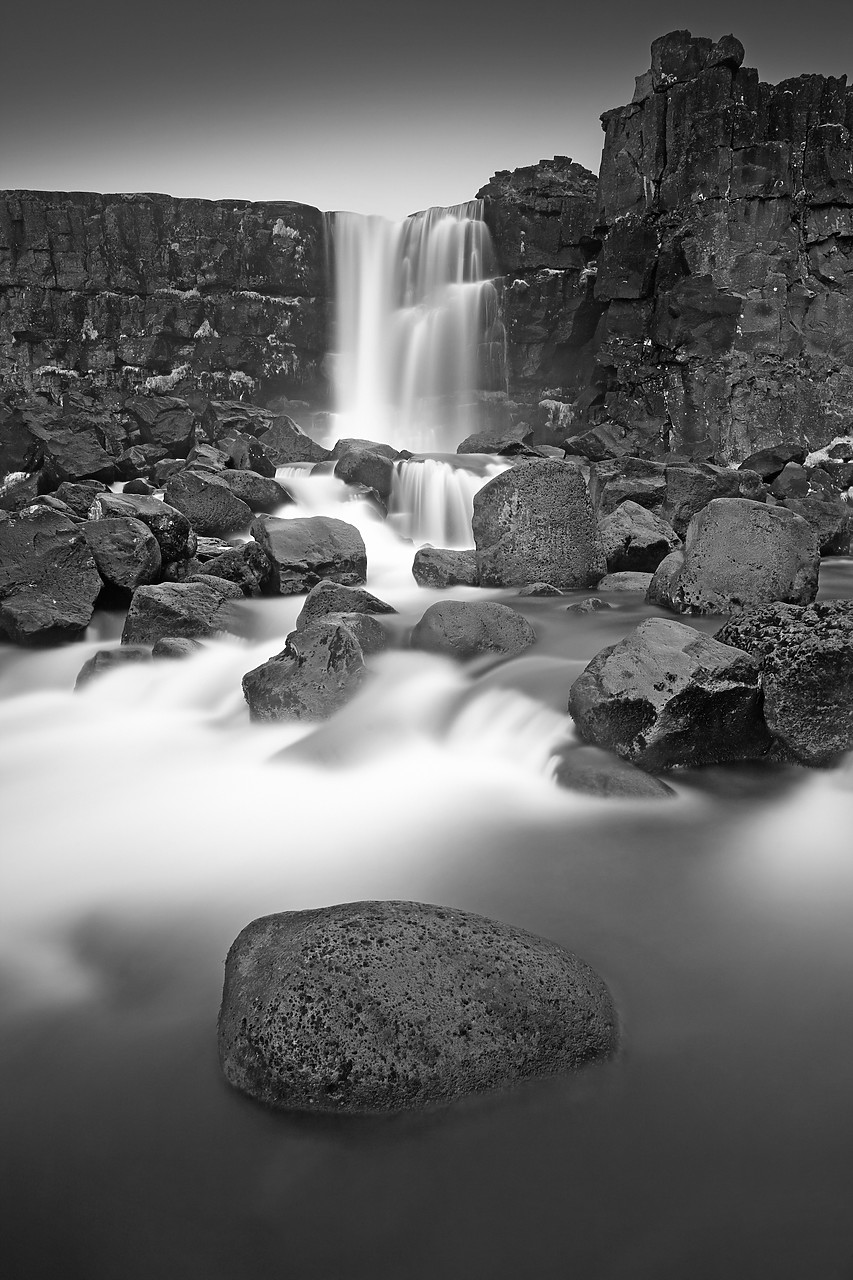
[218,900,618,1113]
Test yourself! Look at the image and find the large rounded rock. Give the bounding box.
[552,744,676,799]
[783,496,853,556]
[295,580,396,630]
[716,601,853,765]
[411,547,479,588]
[568,617,771,771]
[125,394,197,457]
[92,492,196,562]
[599,500,681,573]
[647,499,819,615]
[334,447,395,501]
[122,578,242,645]
[410,600,536,660]
[194,541,273,597]
[0,508,103,644]
[473,459,606,588]
[218,900,617,1113]
[164,469,254,537]
[75,645,152,688]
[252,515,367,595]
[256,415,331,465]
[242,619,366,720]
[83,518,162,592]
[214,469,292,513]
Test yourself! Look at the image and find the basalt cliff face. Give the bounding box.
[0,192,328,403]
[481,30,853,461]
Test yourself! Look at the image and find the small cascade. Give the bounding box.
[387,456,507,548]
[326,201,505,453]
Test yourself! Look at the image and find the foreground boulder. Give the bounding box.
[82,518,162,593]
[92,492,196,562]
[568,617,770,770]
[295,580,396,630]
[242,619,365,720]
[410,600,536,660]
[717,602,853,765]
[473,459,606,588]
[0,508,103,644]
[647,499,819,615]
[164,469,254,537]
[252,515,367,594]
[218,900,617,1113]
[122,578,242,645]
[599,500,681,573]
[411,547,479,588]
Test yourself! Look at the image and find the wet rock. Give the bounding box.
[163,469,254,537]
[566,597,614,613]
[473,459,606,588]
[518,582,564,596]
[75,645,152,688]
[125,395,198,457]
[295,581,396,629]
[316,611,388,655]
[91,492,196,562]
[552,743,676,798]
[717,601,853,765]
[217,900,617,1113]
[562,423,633,463]
[456,424,536,455]
[39,429,117,489]
[54,479,108,518]
[115,444,169,481]
[0,472,40,513]
[122,578,242,645]
[597,571,654,592]
[256,416,331,466]
[740,444,806,482]
[193,541,273,596]
[152,636,205,659]
[0,508,103,644]
[410,600,536,660]
[123,479,155,495]
[225,432,277,478]
[242,618,366,721]
[334,447,395,501]
[411,547,479,588]
[769,462,809,500]
[783,496,853,555]
[252,515,367,595]
[588,458,668,517]
[214,469,292,513]
[329,438,400,462]
[647,499,820,615]
[82,517,162,593]
[599,499,681,572]
[568,616,770,770]
[659,464,766,537]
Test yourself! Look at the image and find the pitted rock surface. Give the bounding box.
[252,515,367,595]
[410,600,536,660]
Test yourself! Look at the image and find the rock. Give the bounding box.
[39,429,117,489]
[0,508,104,644]
[659,464,766,537]
[568,616,771,770]
[82,518,162,593]
[116,444,169,481]
[410,600,536,660]
[329,438,399,462]
[125,395,197,457]
[473,459,606,588]
[717,602,853,765]
[193,541,273,596]
[0,472,40,513]
[122,578,242,645]
[334,447,395,501]
[769,462,809,499]
[517,582,564,596]
[588,459,668,517]
[152,636,205,659]
[54,479,108,518]
[552,744,676,798]
[561,423,633,463]
[217,900,617,1112]
[566,597,614,613]
[91,492,196,562]
[242,619,366,720]
[295,581,396,630]
[225,432,276,478]
[317,611,388,655]
[597,571,654,591]
[163,469,254,537]
[456,424,536,455]
[214,469,292,513]
[256,416,331,466]
[647,499,820,615]
[740,444,806,481]
[783,496,853,555]
[599,500,681,572]
[411,547,479,588]
[252,515,367,595]
[75,645,152,688]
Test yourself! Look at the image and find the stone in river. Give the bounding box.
[410,600,536,660]
[242,618,366,720]
[252,515,367,595]
[0,507,103,645]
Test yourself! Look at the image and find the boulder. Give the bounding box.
[214,469,292,513]
[334,447,395,501]
[0,508,103,645]
[552,744,676,798]
[38,429,117,489]
[218,900,617,1113]
[411,547,479,588]
[125,395,197,457]
[589,460,766,536]
[163,469,254,537]
[252,515,367,595]
[91,492,196,562]
[295,581,396,630]
[647,499,820,615]
[54,479,108,519]
[473,459,606,588]
[568,617,771,770]
[770,462,809,500]
[599,500,681,572]
[115,444,169,481]
[588,458,668,516]
[783,496,853,555]
[739,444,806,481]
[517,582,564,597]
[152,636,204,659]
[193,541,273,596]
[75,645,152,688]
[242,619,366,721]
[257,416,331,465]
[82,518,162,593]
[597,571,654,591]
[225,432,277,477]
[566,597,614,613]
[457,424,536,455]
[410,600,536,660]
[316,611,388,655]
[717,602,853,765]
[329,438,399,461]
[122,578,242,645]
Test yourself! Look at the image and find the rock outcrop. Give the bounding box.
[0,506,103,643]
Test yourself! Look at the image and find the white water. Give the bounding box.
[326,201,504,452]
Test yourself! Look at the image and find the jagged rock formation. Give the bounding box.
[480,31,853,462]
[0,191,328,402]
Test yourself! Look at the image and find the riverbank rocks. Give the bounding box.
[783,497,853,556]
[82,518,162,593]
[242,619,366,720]
[473,459,606,588]
[164,470,254,537]
[122,578,242,645]
[717,602,853,765]
[252,515,367,595]
[411,547,479,588]
[92,493,196,562]
[213,469,292,513]
[568,617,770,770]
[599,501,681,573]
[295,581,396,630]
[647,499,820,615]
[256,416,331,466]
[410,600,536,660]
[0,508,104,644]
[217,901,617,1113]
[192,541,273,596]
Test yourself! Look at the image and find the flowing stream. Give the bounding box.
[2,202,853,1279]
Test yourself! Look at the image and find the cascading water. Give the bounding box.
[326,201,505,453]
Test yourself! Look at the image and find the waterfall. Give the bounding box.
[326,201,505,453]
[387,457,507,548]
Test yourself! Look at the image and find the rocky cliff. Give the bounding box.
[481,31,853,462]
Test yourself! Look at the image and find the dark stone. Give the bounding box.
[410,600,536,660]
[252,515,367,595]
[53,479,107,518]
[0,508,103,644]
[783,496,853,555]
[295,581,396,630]
[194,540,273,596]
[566,597,614,613]
[90,492,196,562]
[82,517,162,593]
[214,469,292,513]
[597,571,654,591]
[329,438,400,462]
[0,472,40,512]
[568,617,771,770]
[123,478,155,496]
[456,425,536,456]
[217,900,617,1112]
[75,645,152,688]
[152,636,205,659]
[125,395,197,457]
[38,429,117,489]
[164,469,254,537]
[517,582,564,596]
[769,462,809,499]
[411,547,479,588]
[242,619,366,721]
[599,500,681,572]
[122,578,242,645]
[256,417,331,465]
[740,443,807,481]
[334,448,395,501]
[115,444,169,481]
[226,432,276,477]
[552,744,676,798]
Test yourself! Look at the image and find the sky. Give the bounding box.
[2,0,851,219]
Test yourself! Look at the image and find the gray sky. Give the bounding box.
[2,0,851,217]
